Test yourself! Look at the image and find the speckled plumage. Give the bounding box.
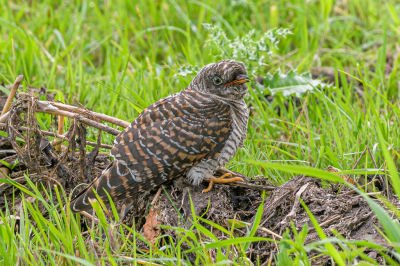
[70,60,249,213]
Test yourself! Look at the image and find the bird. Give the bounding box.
[70,60,250,213]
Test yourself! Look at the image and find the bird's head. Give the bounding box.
[189,60,250,100]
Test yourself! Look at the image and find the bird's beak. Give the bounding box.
[224,74,251,87]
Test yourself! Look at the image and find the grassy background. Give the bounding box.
[1,0,400,180]
[1,0,400,264]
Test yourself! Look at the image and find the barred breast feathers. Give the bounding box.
[215,96,249,166]
[187,95,249,185]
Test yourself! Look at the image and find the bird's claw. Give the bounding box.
[202,173,244,193]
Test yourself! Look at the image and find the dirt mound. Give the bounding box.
[120,173,395,265]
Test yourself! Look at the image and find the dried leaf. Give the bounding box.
[143,209,160,245]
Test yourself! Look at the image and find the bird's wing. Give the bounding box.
[70,89,232,212]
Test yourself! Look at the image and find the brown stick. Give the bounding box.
[367,147,378,168]
[56,116,64,151]
[39,101,130,128]
[1,75,24,116]
[258,226,282,239]
[280,183,309,226]
[352,147,368,169]
[80,211,100,223]
[0,112,9,123]
[0,123,113,149]
[318,214,341,228]
[35,107,121,136]
[219,181,276,191]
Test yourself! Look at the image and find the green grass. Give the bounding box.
[1,0,400,264]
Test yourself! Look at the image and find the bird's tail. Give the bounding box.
[69,164,113,213]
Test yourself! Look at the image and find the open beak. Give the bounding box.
[224,74,250,87]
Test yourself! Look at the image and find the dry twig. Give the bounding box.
[1,75,23,117]
[222,181,276,191]
[80,211,100,223]
[35,106,121,136]
[40,101,130,128]
[0,123,112,149]
[280,183,309,225]
[56,115,64,151]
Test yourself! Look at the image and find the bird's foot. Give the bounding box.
[202,173,244,193]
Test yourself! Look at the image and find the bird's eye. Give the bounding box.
[213,76,223,85]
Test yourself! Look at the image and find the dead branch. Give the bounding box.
[39,101,130,128]
[222,181,276,191]
[0,123,112,149]
[1,75,23,116]
[280,183,309,225]
[0,112,9,123]
[35,105,121,136]
[56,115,64,151]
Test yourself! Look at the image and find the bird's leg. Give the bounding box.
[202,173,244,193]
